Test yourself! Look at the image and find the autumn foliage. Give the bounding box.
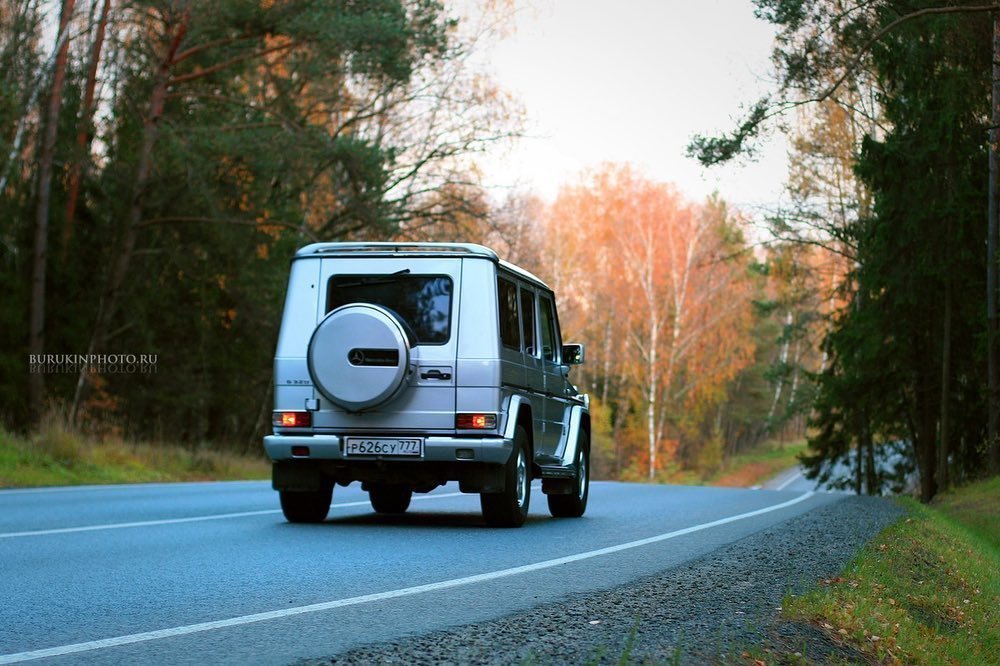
[524,165,758,480]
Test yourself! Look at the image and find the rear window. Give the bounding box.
[327,274,453,345]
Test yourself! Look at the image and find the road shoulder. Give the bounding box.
[300,494,903,665]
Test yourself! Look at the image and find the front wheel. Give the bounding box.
[279,486,332,523]
[481,425,531,527]
[547,433,589,518]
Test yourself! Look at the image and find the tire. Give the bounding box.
[279,486,332,523]
[547,431,589,518]
[481,425,531,527]
[369,485,412,514]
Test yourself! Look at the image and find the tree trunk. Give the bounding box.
[767,310,793,427]
[600,316,612,405]
[0,5,72,196]
[913,379,938,502]
[62,0,112,254]
[28,0,76,424]
[613,395,629,478]
[647,318,658,481]
[785,337,804,447]
[864,430,878,495]
[938,276,952,490]
[854,428,863,495]
[989,13,1000,475]
[916,424,938,503]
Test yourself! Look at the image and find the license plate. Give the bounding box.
[344,438,424,457]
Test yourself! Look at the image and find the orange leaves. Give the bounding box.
[818,576,849,586]
[538,164,757,477]
[220,308,237,330]
[256,209,283,240]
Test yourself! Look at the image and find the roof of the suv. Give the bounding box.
[295,242,550,290]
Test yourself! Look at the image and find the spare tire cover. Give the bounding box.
[307,303,412,412]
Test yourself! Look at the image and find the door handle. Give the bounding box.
[420,369,452,380]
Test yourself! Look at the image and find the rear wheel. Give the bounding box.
[279,486,332,523]
[369,485,412,514]
[547,432,589,518]
[481,425,531,527]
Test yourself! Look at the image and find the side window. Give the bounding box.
[498,277,520,350]
[521,288,536,356]
[540,296,558,362]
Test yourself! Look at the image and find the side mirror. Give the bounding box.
[562,343,585,365]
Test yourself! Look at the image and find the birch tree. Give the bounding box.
[542,165,756,480]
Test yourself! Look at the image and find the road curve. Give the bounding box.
[0,480,841,665]
[761,466,815,492]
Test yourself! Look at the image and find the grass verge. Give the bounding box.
[707,440,807,489]
[0,422,270,488]
[639,440,806,488]
[778,477,999,665]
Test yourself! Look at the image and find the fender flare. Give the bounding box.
[558,404,590,467]
[502,394,533,441]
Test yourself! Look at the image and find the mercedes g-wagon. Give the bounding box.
[264,242,590,527]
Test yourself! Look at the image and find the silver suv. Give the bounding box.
[263,242,590,527]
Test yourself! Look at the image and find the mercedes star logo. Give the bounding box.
[348,349,366,366]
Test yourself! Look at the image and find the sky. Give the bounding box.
[458,0,790,217]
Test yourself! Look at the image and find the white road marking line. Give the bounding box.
[0,492,466,539]
[0,509,283,538]
[775,470,804,491]
[0,481,268,495]
[0,491,815,664]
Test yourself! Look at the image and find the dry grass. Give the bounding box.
[0,416,269,488]
[713,461,780,488]
[708,441,807,488]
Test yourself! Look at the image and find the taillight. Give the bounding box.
[274,411,311,428]
[456,413,497,429]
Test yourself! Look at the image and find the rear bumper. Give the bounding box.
[263,434,513,465]
[266,434,513,493]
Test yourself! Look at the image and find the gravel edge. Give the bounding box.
[300,495,903,665]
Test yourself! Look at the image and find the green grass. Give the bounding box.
[781,477,1000,665]
[933,476,1000,552]
[0,423,270,488]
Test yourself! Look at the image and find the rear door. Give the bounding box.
[519,285,548,450]
[539,293,570,455]
[312,256,460,433]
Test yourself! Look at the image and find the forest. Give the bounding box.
[2,0,997,501]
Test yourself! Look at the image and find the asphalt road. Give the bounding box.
[0,480,843,665]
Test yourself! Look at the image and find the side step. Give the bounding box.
[538,464,575,479]
[539,464,576,495]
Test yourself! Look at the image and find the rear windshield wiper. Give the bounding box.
[334,269,411,288]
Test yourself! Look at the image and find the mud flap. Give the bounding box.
[272,461,324,492]
[458,464,506,493]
